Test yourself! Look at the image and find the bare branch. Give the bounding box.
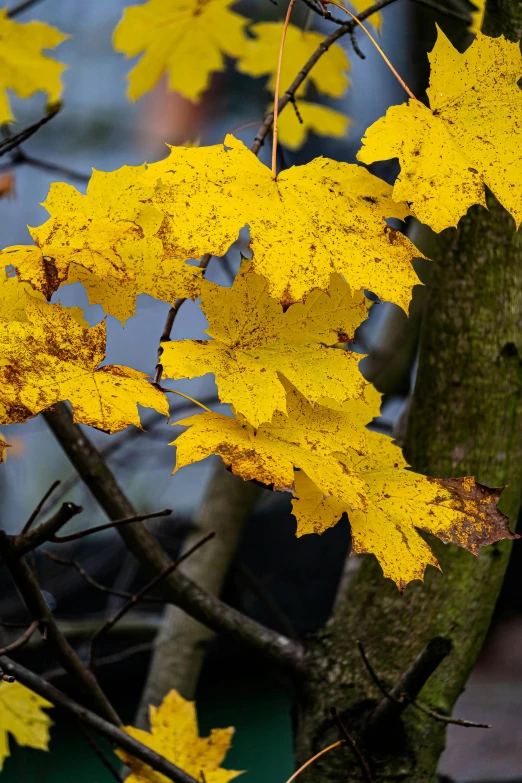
[51,509,173,544]
[0,530,121,725]
[0,656,201,783]
[0,106,60,157]
[43,403,306,675]
[89,531,216,669]
[12,502,82,556]
[330,707,373,782]
[41,551,164,603]
[21,480,61,534]
[0,620,39,655]
[76,724,124,783]
[4,148,90,183]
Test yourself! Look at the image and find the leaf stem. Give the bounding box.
[272,0,297,178]
[284,741,346,783]
[325,0,416,99]
[158,388,213,413]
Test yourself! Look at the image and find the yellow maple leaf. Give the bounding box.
[357,29,522,232]
[0,9,68,125]
[1,168,202,318]
[0,295,168,432]
[349,0,383,29]
[0,681,53,770]
[113,0,248,103]
[0,268,87,326]
[172,382,514,588]
[146,134,421,309]
[278,100,350,150]
[237,22,350,99]
[162,266,368,426]
[117,689,243,783]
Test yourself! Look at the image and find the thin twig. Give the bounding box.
[284,741,346,783]
[7,0,46,16]
[0,620,40,655]
[409,697,490,729]
[76,723,125,783]
[349,28,366,59]
[89,531,216,669]
[5,148,90,183]
[21,480,61,534]
[41,550,164,604]
[272,0,297,178]
[330,707,373,782]
[0,657,200,783]
[51,509,173,544]
[0,107,60,156]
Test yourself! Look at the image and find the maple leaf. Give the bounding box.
[0,296,168,433]
[1,169,202,317]
[0,269,87,326]
[162,266,368,426]
[237,22,350,99]
[349,0,383,29]
[146,135,421,309]
[0,681,53,770]
[113,0,248,103]
[357,29,522,232]
[117,689,243,783]
[278,100,351,151]
[0,9,68,125]
[470,0,486,33]
[172,382,514,588]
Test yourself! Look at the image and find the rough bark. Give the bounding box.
[135,463,260,726]
[294,3,522,780]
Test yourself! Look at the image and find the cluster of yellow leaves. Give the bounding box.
[172,379,514,588]
[0,681,53,770]
[358,28,522,231]
[118,689,242,783]
[0,9,68,124]
[1,164,203,322]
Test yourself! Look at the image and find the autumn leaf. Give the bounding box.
[470,0,486,33]
[278,100,351,151]
[0,296,168,432]
[1,168,202,318]
[0,681,53,770]
[113,0,248,103]
[146,134,421,309]
[237,22,350,99]
[172,382,514,588]
[0,9,68,125]
[162,265,368,426]
[357,29,522,232]
[117,689,243,783]
[0,172,15,200]
[0,269,87,326]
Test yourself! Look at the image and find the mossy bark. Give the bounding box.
[294,3,522,780]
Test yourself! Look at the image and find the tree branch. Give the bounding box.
[0,530,120,725]
[0,106,60,156]
[7,0,46,17]
[51,509,172,544]
[0,656,201,783]
[12,502,82,556]
[43,404,306,676]
[0,620,39,655]
[21,480,61,534]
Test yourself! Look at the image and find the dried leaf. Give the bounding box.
[0,172,15,200]
[0,296,168,432]
[113,0,248,102]
[117,689,243,783]
[0,9,68,124]
[0,681,53,770]
[358,29,522,231]
[162,265,368,426]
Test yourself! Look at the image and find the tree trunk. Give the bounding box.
[135,462,261,726]
[294,2,522,780]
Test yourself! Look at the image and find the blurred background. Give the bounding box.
[1,0,522,780]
